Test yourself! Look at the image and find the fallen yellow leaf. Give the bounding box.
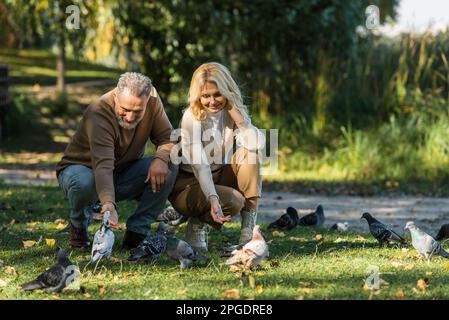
[26,222,39,228]
[255,285,264,294]
[405,263,415,270]
[23,240,37,248]
[272,230,285,238]
[297,287,314,294]
[426,271,433,276]
[417,278,428,291]
[54,223,66,230]
[289,237,306,241]
[315,234,323,241]
[84,293,92,298]
[177,288,188,295]
[4,266,16,276]
[45,238,56,247]
[222,289,240,299]
[395,289,405,298]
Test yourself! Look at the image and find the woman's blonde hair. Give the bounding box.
[188,62,249,121]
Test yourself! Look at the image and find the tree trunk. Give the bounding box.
[57,38,66,93]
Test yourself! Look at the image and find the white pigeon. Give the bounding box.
[91,211,115,263]
[331,222,349,232]
[226,225,269,269]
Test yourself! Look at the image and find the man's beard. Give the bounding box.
[116,115,141,130]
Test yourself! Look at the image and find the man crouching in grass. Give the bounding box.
[56,72,178,250]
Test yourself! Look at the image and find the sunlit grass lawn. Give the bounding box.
[0,48,122,88]
[1,183,449,300]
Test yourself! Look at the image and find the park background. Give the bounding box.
[2,0,449,300]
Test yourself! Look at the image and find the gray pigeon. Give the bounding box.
[298,205,325,227]
[127,223,169,263]
[156,206,188,226]
[405,221,449,261]
[91,211,115,263]
[166,235,208,269]
[435,224,449,241]
[361,212,407,246]
[21,249,77,292]
[268,207,299,231]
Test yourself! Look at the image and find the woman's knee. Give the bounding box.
[220,189,245,216]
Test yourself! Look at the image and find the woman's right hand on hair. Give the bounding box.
[209,196,231,225]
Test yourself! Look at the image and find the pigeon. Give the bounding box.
[156,206,188,226]
[298,205,325,227]
[435,224,449,241]
[361,212,407,246]
[127,222,169,263]
[331,222,349,232]
[226,225,269,269]
[21,249,77,292]
[268,207,299,230]
[91,211,115,264]
[166,235,208,269]
[405,221,449,261]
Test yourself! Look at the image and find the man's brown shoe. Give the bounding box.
[69,223,91,250]
[122,230,146,250]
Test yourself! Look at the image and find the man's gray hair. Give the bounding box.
[117,72,152,97]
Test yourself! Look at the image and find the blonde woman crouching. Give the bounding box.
[168,62,264,252]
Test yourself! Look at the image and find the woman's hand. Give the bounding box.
[101,202,122,230]
[209,196,231,225]
[225,101,244,124]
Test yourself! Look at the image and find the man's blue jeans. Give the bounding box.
[57,157,178,236]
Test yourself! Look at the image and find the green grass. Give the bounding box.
[1,183,449,300]
[0,48,122,88]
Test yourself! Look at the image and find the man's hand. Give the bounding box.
[209,196,231,225]
[101,202,121,230]
[145,158,170,193]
